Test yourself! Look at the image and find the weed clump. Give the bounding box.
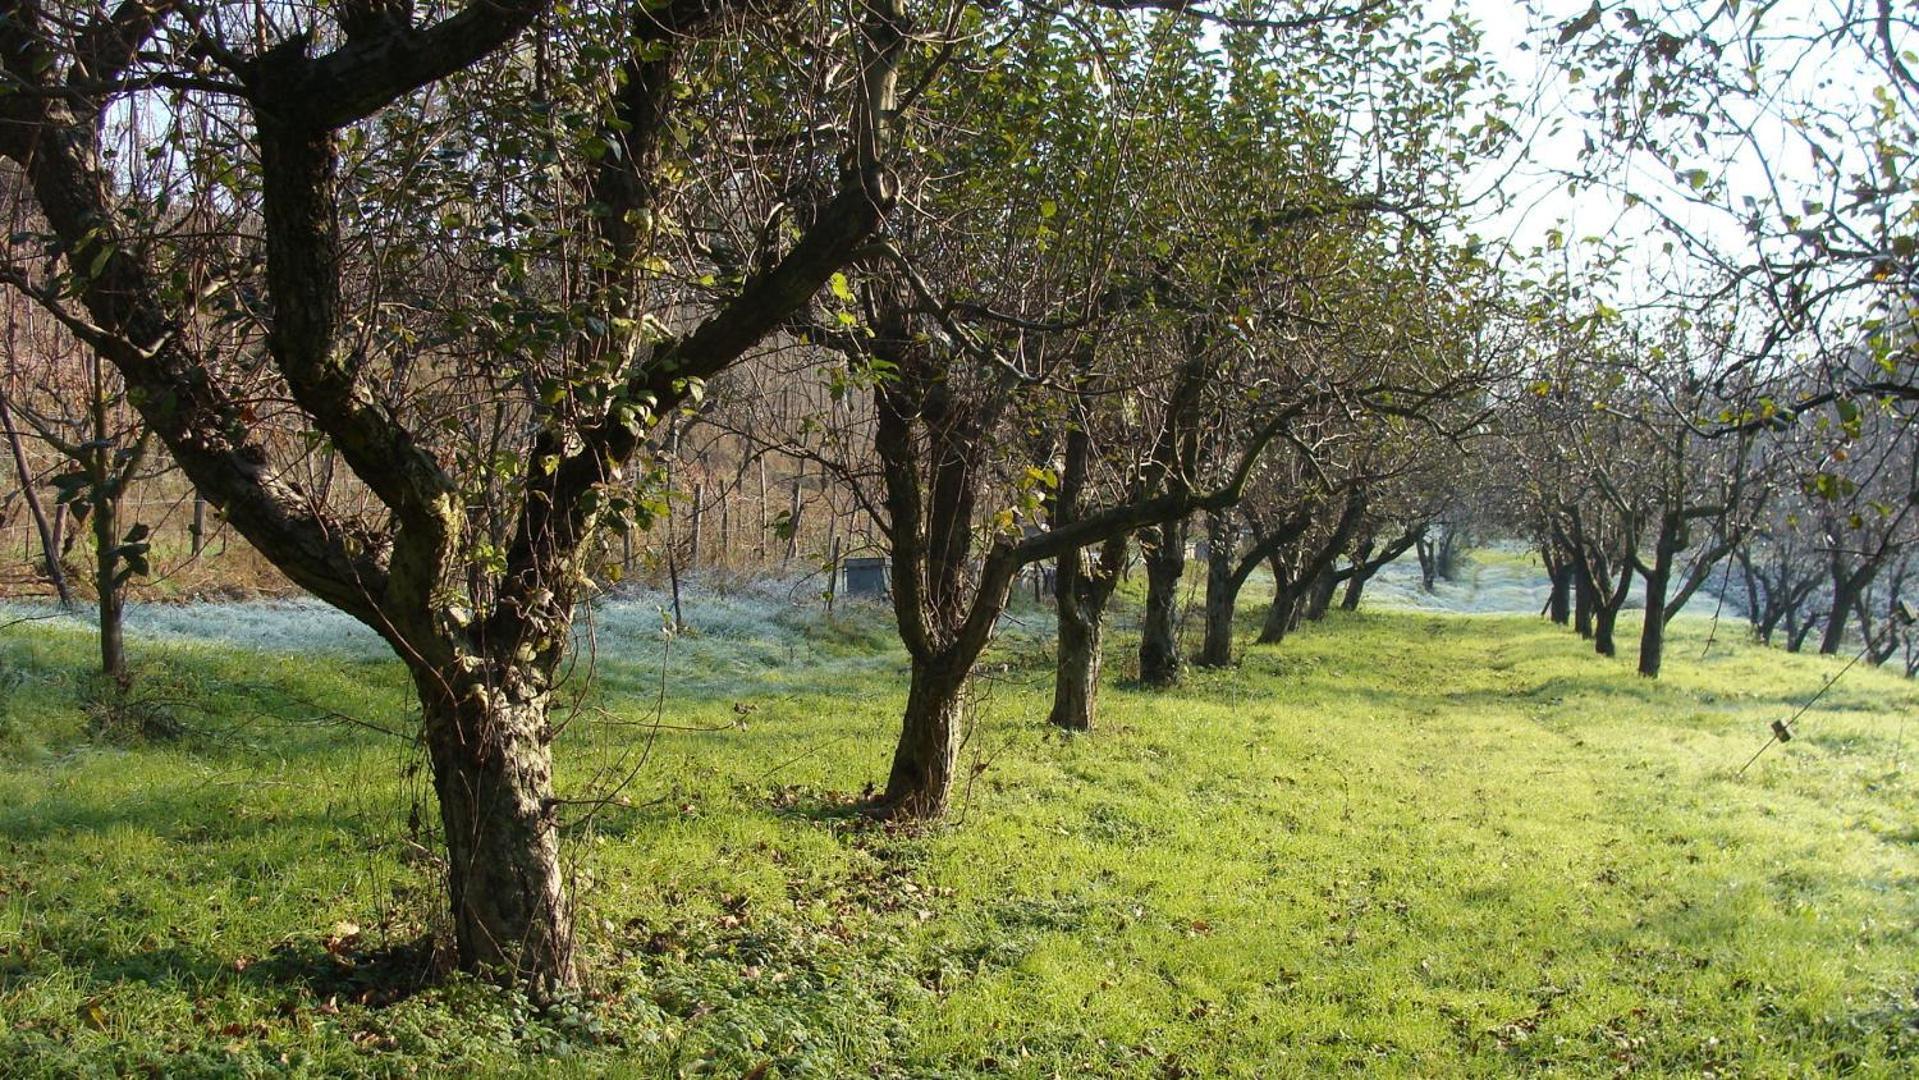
[81,673,186,743]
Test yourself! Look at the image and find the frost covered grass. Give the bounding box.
[1,595,390,660]
[1,572,1916,1076]
[1360,549,1559,616]
[0,544,1717,680]
[0,575,913,697]
[1355,545,1739,619]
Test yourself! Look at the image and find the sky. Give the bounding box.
[1455,0,1907,317]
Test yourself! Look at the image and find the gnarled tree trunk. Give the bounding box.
[1138,520,1187,686]
[1197,514,1238,667]
[1257,555,1298,645]
[1049,533,1123,731]
[878,653,970,817]
[416,666,574,992]
[1303,565,1338,622]
[1593,562,1633,658]
[1051,605,1102,731]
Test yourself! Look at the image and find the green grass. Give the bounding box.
[1,593,1916,1076]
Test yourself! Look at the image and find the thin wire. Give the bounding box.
[1737,638,1873,776]
[1700,554,1736,659]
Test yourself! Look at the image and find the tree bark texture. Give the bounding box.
[1138,520,1186,686]
[1547,560,1572,625]
[878,655,969,817]
[1197,514,1238,667]
[417,667,575,992]
[1049,531,1123,731]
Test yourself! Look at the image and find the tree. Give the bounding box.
[3,316,153,684]
[1550,0,1919,422]
[0,0,908,991]
[1573,319,1770,677]
[1194,442,1354,668]
[0,371,71,606]
[1330,444,1465,612]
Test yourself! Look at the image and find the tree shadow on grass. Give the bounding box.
[0,779,391,845]
[766,782,882,822]
[10,931,448,1009]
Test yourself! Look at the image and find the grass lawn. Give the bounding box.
[1,589,1916,1076]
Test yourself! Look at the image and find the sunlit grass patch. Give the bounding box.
[1,588,1915,1076]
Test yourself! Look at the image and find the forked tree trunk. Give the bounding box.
[415,668,576,993]
[1332,521,1418,617]
[1780,613,1811,656]
[1138,520,1186,686]
[1592,562,1632,658]
[878,654,969,817]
